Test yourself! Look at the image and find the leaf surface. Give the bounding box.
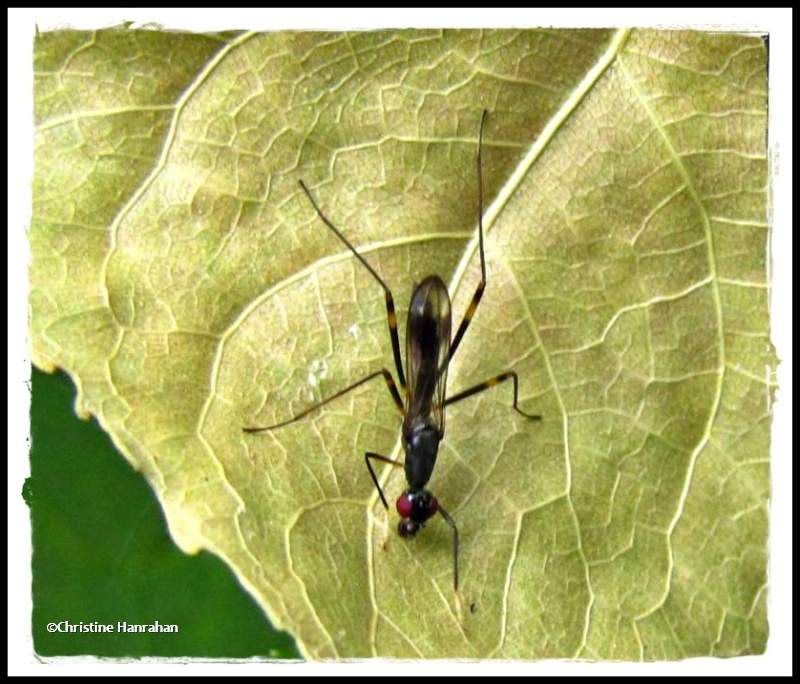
[31,28,774,658]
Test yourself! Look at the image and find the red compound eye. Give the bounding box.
[428,496,439,516]
[396,493,413,518]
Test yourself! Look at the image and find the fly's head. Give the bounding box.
[395,489,438,537]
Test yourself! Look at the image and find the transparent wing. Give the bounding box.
[404,276,452,436]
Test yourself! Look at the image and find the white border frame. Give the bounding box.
[8,7,792,676]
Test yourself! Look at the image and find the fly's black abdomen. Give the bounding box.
[403,276,452,438]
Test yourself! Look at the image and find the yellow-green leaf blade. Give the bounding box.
[30,27,773,659]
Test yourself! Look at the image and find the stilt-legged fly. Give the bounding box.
[244,111,541,591]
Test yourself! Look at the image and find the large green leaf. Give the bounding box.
[30,28,774,659]
[29,367,299,658]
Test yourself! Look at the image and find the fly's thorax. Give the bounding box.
[402,423,441,490]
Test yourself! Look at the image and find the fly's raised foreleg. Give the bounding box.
[364,452,403,509]
[438,504,460,591]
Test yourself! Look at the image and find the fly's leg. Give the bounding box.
[438,504,460,591]
[298,180,407,391]
[243,369,403,433]
[364,452,403,509]
[444,371,541,420]
[446,110,489,365]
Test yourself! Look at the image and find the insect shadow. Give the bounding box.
[244,111,541,591]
